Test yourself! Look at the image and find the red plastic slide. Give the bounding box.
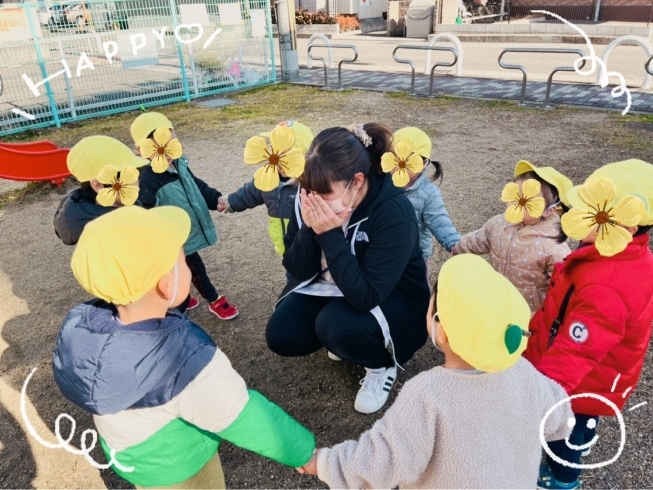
[0,141,71,186]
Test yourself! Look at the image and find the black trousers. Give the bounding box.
[547,414,599,483]
[185,252,219,303]
[266,293,425,369]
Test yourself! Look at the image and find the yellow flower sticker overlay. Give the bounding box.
[561,177,645,257]
[96,165,139,207]
[501,179,546,224]
[139,127,183,173]
[380,140,424,187]
[244,126,305,192]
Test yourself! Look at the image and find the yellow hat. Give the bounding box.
[392,127,432,158]
[130,112,174,147]
[437,254,531,373]
[67,136,149,182]
[71,206,191,305]
[259,121,314,154]
[515,160,573,207]
[567,159,653,226]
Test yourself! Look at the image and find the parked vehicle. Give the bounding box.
[38,4,68,27]
[39,2,118,31]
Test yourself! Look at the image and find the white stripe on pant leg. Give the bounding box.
[370,306,402,370]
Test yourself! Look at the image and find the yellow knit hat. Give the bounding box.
[130,112,174,147]
[259,121,314,154]
[67,136,149,182]
[515,160,573,207]
[392,127,432,158]
[437,255,531,373]
[71,206,191,305]
[567,159,653,226]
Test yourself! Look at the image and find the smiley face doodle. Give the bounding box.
[539,393,626,470]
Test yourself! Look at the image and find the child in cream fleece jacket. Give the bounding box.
[298,254,572,489]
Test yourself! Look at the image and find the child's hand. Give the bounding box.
[296,450,318,476]
[217,196,227,213]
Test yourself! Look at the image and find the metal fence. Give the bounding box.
[0,0,275,137]
[509,0,653,23]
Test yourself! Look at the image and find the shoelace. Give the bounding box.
[359,369,386,394]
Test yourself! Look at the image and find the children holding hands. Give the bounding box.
[53,206,315,488]
[130,112,239,320]
[50,110,653,490]
[381,127,460,260]
[453,161,572,313]
[298,254,572,488]
[527,160,653,489]
[217,120,312,256]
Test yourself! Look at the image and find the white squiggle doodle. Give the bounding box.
[532,10,632,115]
[629,401,648,411]
[20,368,134,473]
[539,392,626,470]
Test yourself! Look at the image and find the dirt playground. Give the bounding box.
[1,85,652,489]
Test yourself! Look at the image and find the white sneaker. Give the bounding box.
[354,366,397,414]
[327,351,342,361]
[581,448,591,457]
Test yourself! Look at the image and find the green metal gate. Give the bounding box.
[0,0,276,136]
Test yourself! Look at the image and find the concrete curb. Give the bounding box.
[430,34,621,44]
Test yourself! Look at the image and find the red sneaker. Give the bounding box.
[208,296,239,320]
[186,297,200,310]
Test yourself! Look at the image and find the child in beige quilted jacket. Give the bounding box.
[296,254,572,489]
[452,161,572,313]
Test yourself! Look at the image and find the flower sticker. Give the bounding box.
[561,177,644,257]
[244,125,305,192]
[501,179,546,224]
[96,165,139,207]
[381,141,424,187]
[139,127,183,173]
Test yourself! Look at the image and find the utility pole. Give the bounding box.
[593,0,601,23]
[276,0,299,81]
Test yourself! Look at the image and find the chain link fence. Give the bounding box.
[0,0,275,137]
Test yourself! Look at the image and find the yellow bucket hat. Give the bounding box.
[130,112,174,147]
[515,160,573,207]
[437,254,531,373]
[67,136,149,183]
[71,206,191,305]
[567,159,653,226]
[392,127,432,158]
[259,121,314,154]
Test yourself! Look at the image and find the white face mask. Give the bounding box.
[430,312,443,352]
[169,262,179,308]
[324,179,358,216]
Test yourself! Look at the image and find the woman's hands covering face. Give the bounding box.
[300,188,343,235]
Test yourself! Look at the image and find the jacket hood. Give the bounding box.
[566,232,650,267]
[349,172,403,225]
[518,214,562,239]
[53,301,215,415]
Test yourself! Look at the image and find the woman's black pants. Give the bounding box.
[266,293,426,369]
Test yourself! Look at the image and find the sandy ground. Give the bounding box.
[1,86,653,489]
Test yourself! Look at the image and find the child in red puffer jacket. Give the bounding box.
[525,159,653,490]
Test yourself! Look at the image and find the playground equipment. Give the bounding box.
[0,141,71,186]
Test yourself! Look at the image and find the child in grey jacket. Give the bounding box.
[298,254,572,489]
[388,127,459,260]
[218,121,312,256]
